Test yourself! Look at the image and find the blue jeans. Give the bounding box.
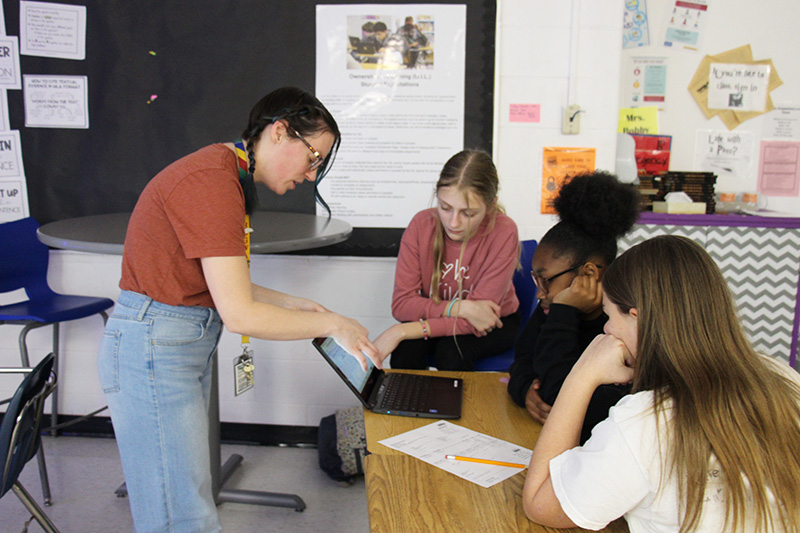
[97,290,223,533]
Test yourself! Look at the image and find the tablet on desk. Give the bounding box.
[312,337,462,419]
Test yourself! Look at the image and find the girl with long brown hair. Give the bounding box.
[523,235,800,532]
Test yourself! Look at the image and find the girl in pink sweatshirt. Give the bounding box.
[374,150,520,370]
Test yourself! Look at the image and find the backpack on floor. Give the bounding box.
[318,406,367,485]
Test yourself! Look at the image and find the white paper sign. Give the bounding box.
[0,130,26,178]
[0,36,21,89]
[763,106,800,140]
[20,1,87,60]
[707,63,770,112]
[23,75,89,129]
[694,130,754,190]
[0,178,30,222]
[0,130,29,222]
[0,90,10,131]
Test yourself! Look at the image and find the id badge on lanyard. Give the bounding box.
[234,141,255,396]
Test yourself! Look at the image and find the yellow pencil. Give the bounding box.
[445,454,526,468]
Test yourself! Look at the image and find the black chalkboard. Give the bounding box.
[3,0,494,256]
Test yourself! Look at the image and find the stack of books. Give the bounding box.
[637,171,718,214]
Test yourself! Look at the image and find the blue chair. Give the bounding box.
[0,217,114,433]
[472,239,538,372]
[0,353,60,532]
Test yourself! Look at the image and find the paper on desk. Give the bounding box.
[377,420,532,488]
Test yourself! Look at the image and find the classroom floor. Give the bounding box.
[0,435,369,533]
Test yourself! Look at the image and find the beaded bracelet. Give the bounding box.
[446,298,458,317]
[419,318,429,340]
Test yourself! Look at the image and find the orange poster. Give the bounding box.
[541,147,596,214]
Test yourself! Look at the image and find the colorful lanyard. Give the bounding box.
[234,140,252,345]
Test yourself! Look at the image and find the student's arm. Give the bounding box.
[533,275,604,403]
[390,213,502,337]
[529,304,587,404]
[523,334,634,526]
[390,213,518,338]
[202,256,381,369]
[508,309,552,423]
[372,320,426,360]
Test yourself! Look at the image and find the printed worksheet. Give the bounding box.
[378,420,532,488]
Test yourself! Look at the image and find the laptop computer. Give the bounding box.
[312,337,462,419]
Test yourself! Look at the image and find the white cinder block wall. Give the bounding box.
[495,0,624,241]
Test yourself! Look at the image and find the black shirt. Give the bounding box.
[507,303,630,444]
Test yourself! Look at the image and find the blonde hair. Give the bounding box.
[429,150,504,303]
[603,235,800,532]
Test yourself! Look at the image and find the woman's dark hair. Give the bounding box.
[539,170,641,266]
[240,86,341,215]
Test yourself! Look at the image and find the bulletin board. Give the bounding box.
[3,0,495,256]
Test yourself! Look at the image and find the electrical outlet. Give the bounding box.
[562,105,581,134]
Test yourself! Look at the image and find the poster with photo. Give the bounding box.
[315,4,465,228]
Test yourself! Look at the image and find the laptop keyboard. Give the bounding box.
[380,373,431,411]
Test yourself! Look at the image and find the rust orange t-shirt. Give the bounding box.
[120,143,246,308]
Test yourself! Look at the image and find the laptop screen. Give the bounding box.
[313,337,377,395]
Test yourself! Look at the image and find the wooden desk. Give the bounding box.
[36,211,352,512]
[364,371,629,533]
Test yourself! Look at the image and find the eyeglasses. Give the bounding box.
[531,263,605,293]
[531,264,581,293]
[289,127,323,171]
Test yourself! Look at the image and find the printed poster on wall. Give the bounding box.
[757,140,800,197]
[541,147,596,215]
[623,0,650,49]
[19,1,87,60]
[623,56,667,109]
[315,4,465,228]
[662,0,709,51]
[23,75,89,128]
[0,130,29,222]
[0,36,21,90]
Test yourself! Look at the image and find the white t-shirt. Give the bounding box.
[549,356,799,532]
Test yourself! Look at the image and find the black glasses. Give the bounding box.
[289,127,323,171]
[531,264,581,293]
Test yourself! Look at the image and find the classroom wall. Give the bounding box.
[2,0,799,427]
[494,0,625,240]
[618,0,800,217]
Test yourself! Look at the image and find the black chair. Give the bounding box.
[0,353,60,532]
[0,217,114,434]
